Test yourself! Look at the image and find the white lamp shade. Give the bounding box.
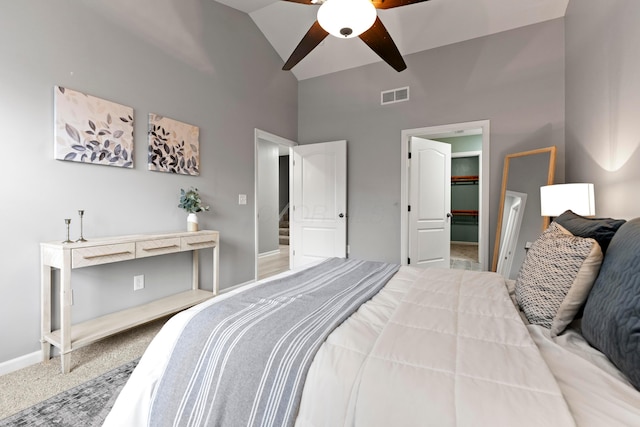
[540,183,595,217]
[317,0,377,39]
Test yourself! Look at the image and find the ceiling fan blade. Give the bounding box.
[281,0,317,5]
[359,17,406,72]
[283,21,329,70]
[371,0,429,10]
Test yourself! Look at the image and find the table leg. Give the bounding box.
[61,352,71,374]
[60,253,72,373]
[213,244,219,295]
[192,249,199,291]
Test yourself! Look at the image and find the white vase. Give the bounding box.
[187,213,198,232]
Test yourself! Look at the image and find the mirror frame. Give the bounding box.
[491,146,557,272]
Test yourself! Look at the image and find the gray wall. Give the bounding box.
[257,140,280,254]
[298,19,566,264]
[565,0,640,219]
[0,1,297,364]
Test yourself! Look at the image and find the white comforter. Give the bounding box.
[106,267,576,426]
[296,267,574,427]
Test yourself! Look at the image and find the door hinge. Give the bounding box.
[407,257,411,265]
[408,152,412,159]
[408,205,411,212]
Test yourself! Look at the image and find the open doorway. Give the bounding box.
[254,129,296,281]
[401,120,490,271]
[436,146,482,271]
[449,152,481,270]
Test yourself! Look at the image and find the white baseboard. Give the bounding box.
[258,249,280,259]
[0,350,41,376]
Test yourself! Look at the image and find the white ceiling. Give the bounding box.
[216,0,569,80]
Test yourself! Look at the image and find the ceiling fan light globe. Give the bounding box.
[317,0,377,39]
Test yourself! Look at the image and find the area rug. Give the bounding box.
[0,358,138,427]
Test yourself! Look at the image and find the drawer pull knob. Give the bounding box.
[187,240,216,246]
[143,245,179,251]
[83,251,132,260]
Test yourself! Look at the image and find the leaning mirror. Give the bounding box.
[492,146,557,278]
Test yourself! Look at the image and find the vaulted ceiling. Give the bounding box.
[215,0,569,80]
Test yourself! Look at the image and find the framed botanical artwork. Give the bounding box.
[54,86,134,168]
[148,113,200,175]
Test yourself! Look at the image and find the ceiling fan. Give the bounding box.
[282,0,430,72]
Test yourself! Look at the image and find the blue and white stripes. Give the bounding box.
[148,258,399,427]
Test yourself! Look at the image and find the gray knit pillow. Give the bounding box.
[515,223,603,336]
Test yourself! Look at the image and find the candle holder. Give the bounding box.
[76,210,87,242]
[62,219,73,244]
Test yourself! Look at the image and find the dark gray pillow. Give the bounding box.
[582,217,640,390]
[554,210,626,254]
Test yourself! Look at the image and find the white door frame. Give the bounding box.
[254,129,297,281]
[401,120,490,269]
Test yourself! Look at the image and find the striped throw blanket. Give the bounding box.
[148,258,399,427]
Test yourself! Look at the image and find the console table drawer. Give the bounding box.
[181,233,218,250]
[72,243,136,268]
[136,238,181,258]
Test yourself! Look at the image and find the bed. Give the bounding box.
[104,212,640,426]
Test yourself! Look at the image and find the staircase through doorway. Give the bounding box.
[258,209,290,280]
[279,209,289,245]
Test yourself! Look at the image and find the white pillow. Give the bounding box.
[515,222,603,337]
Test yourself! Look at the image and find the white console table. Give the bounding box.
[40,230,219,373]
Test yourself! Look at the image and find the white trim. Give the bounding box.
[258,249,281,259]
[254,129,297,282]
[0,350,41,376]
[255,129,297,148]
[452,150,482,158]
[401,120,490,270]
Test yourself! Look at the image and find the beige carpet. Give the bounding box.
[450,243,481,271]
[0,316,169,420]
[451,243,478,262]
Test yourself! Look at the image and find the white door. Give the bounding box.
[409,137,451,268]
[291,140,347,268]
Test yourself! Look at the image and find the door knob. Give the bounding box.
[339,213,345,218]
[446,212,453,218]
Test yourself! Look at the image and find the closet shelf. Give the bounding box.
[451,210,479,225]
[452,209,479,217]
[451,175,479,184]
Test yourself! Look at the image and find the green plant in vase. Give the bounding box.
[178,187,209,231]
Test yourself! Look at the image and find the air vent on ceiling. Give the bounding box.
[381,86,409,105]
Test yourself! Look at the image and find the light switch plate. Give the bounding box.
[238,194,247,205]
